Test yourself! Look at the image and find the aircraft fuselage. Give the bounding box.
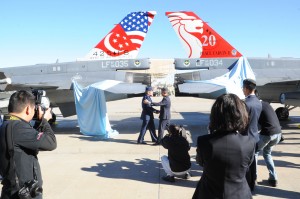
[0,58,151,116]
[174,57,300,103]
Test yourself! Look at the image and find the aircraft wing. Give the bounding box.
[4,84,59,90]
[78,80,146,94]
[179,82,224,94]
[103,83,145,94]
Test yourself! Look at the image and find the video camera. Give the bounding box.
[32,90,50,120]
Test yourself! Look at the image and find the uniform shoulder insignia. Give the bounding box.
[37,132,44,140]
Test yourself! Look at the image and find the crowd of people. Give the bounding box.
[137,79,282,198]
[0,79,283,198]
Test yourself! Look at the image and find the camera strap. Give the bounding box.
[4,117,39,186]
[4,120,21,190]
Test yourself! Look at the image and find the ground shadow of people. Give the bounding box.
[253,182,300,198]
[257,159,300,175]
[81,158,202,188]
[272,151,300,158]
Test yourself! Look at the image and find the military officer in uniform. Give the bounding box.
[137,86,158,144]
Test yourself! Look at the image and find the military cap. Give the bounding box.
[145,86,153,92]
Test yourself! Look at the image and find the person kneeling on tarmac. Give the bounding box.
[161,124,192,182]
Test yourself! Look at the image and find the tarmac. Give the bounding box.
[1,96,300,199]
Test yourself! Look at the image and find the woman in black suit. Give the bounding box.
[193,94,256,199]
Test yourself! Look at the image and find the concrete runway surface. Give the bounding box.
[1,97,300,199]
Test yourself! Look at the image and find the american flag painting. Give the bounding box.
[92,11,156,58]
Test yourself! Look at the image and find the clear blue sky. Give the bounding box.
[0,0,299,67]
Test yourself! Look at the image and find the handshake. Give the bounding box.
[143,99,159,114]
[143,99,151,105]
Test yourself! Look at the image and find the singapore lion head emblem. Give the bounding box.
[168,12,204,58]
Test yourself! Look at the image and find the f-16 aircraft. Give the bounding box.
[166,11,300,120]
[0,11,156,119]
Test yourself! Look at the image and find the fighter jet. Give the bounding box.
[0,11,156,119]
[166,11,300,120]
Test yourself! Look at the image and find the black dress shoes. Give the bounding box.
[268,179,278,187]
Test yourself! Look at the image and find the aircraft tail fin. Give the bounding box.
[165,11,242,58]
[83,11,156,60]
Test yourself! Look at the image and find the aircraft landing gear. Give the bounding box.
[275,107,289,121]
[48,112,57,125]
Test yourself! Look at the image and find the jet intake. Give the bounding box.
[280,92,300,107]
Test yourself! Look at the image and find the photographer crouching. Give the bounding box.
[0,90,57,199]
[161,124,192,182]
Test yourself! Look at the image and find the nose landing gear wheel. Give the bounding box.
[48,112,56,125]
[275,107,289,121]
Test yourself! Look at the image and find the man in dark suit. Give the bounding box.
[150,87,171,145]
[243,78,262,191]
[243,79,262,143]
[137,86,158,144]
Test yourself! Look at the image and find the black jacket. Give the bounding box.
[152,96,171,120]
[161,134,191,172]
[193,131,255,199]
[0,115,57,198]
[259,101,282,135]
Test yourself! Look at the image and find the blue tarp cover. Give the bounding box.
[180,56,256,99]
[73,81,119,138]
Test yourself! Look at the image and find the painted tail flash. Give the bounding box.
[166,11,242,58]
[84,11,156,60]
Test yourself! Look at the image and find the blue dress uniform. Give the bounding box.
[137,90,158,144]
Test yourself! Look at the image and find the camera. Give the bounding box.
[32,90,50,120]
[178,125,193,145]
[18,179,42,199]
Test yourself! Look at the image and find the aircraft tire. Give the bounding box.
[48,113,56,125]
[275,107,289,121]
